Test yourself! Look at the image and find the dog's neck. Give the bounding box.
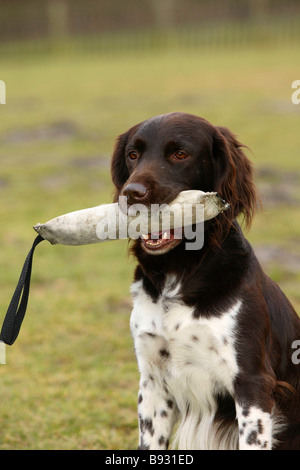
[132,221,255,314]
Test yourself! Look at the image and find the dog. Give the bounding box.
[110,112,300,450]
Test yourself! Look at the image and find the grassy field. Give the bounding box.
[0,44,299,449]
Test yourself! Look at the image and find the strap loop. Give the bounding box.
[0,235,44,345]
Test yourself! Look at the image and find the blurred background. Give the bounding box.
[0,0,299,450]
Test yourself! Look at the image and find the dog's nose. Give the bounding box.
[122,182,148,205]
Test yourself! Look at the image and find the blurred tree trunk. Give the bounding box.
[248,0,270,20]
[151,0,177,29]
[48,0,69,39]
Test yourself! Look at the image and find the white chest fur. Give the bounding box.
[130,276,242,449]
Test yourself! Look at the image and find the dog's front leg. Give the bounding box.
[137,374,178,450]
[234,366,277,450]
[234,373,276,451]
[236,402,274,450]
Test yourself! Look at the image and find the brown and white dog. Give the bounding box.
[111,112,300,450]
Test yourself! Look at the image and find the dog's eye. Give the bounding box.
[128,151,139,160]
[173,150,190,160]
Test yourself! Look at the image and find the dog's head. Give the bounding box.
[111,112,258,254]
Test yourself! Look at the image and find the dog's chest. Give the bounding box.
[130,277,241,408]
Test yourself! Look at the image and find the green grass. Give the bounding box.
[0,44,299,449]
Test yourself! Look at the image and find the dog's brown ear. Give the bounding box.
[111,131,131,201]
[111,123,141,202]
[212,126,259,237]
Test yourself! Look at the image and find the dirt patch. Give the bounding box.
[70,155,110,169]
[0,178,8,189]
[254,244,300,273]
[39,174,71,191]
[105,296,132,314]
[4,121,78,144]
[256,166,300,207]
[262,100,300,115]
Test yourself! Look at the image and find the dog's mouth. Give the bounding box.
[140,229,182,254]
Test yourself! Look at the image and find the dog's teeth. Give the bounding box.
[162,231,168,240]
[146,238,163,246]
[142,234,150,240]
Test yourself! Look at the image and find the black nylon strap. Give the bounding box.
[0,235,44,345]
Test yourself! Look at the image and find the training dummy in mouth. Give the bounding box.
[33,190,229,246]
[0,190,229,346]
